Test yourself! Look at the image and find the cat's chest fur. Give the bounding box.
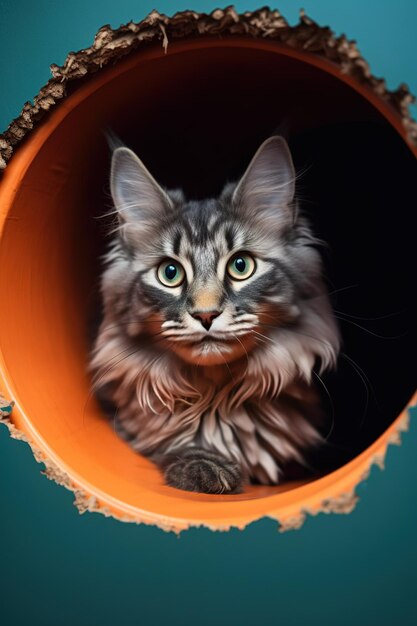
[93,323,325,484]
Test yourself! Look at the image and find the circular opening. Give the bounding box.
[1,38,416,529]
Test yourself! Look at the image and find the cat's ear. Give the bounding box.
[232,136,296,231]
[110,147,172,237]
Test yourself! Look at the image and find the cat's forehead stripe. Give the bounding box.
[172,230,182,256]
[224,226,235,251]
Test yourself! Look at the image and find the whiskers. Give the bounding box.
[305,284,407,340]
[333,312,407,340]
[311,370,335,440]
[251,329,275,345]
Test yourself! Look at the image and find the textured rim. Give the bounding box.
[1,5,417,170]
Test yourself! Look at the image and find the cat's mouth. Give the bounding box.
[188,338,235,359]
[186,334,241,345]
[168,331,259,366]
[198,335,232,342]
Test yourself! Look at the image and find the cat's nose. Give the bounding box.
[191,310,221,331]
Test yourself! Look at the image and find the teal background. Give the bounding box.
[1,2,416,624]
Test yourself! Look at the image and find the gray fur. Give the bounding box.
[90,137,340,493]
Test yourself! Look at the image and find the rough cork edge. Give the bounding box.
[1,5,417,171]
[1,392,415,533]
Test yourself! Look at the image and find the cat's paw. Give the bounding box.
[163,448,243,494]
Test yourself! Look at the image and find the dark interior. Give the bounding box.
[75,43,416,477]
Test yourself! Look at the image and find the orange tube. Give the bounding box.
[0,37,416,531]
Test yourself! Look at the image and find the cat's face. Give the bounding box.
[108,137,312,366]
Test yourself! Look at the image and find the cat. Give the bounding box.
[89,136,340,494]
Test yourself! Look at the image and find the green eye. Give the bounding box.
[157,259,185,287]
[226,253,256,281]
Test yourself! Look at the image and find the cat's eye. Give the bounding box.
[157,259,185,287]
[226,253,256,281]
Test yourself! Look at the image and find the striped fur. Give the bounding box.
[90,137,340,491]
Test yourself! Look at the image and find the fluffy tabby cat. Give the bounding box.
[90,136,340,494]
